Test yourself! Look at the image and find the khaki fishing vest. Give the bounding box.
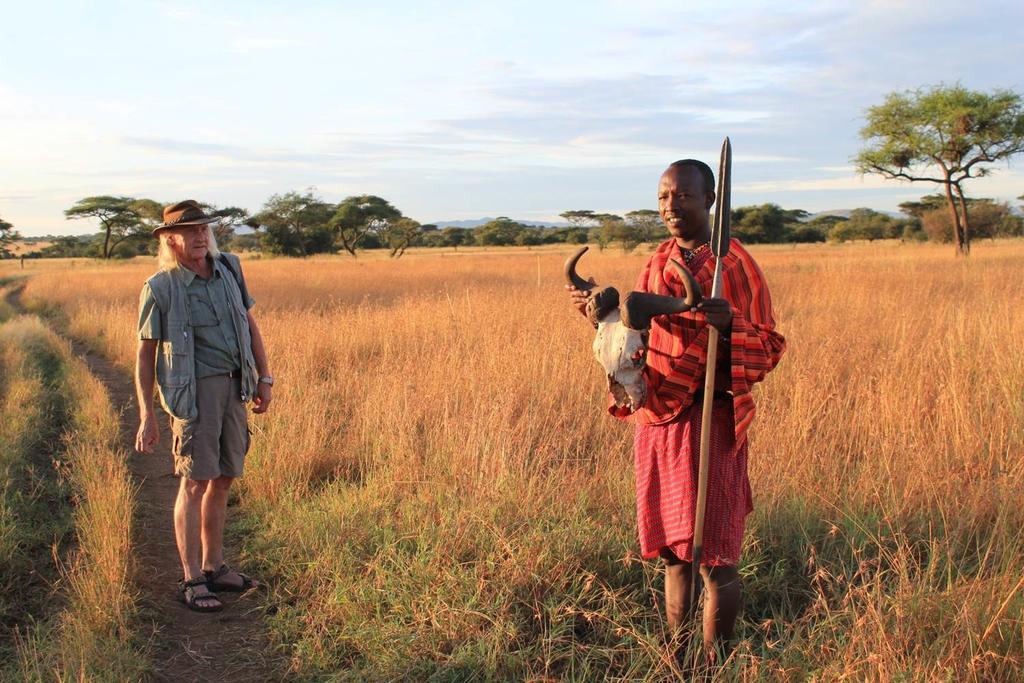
[145,253,258,426]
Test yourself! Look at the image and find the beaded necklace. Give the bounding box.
[681,242,710,265]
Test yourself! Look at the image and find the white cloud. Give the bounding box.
[4,0,1024,234]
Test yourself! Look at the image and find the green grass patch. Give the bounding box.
[0,317,146,680]
[0,318,74,645]
[234,475,1024,681]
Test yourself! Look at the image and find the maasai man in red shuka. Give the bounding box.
[568,159,785,658]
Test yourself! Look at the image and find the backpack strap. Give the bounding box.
[218,253,242,288]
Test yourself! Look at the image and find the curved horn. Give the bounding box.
[667,259,703,307]
[621,260,703,330]
[564,246,595,292]
[621,292,692,330]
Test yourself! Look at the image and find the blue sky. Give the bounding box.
[2,0,1022,236]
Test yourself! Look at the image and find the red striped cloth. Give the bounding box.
[610,238,786,448]
[634,397,751,564]
[615,238,785,565]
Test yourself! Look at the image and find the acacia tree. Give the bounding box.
[590,213,623,251]
[559,210,596,229]
[330,195,403,257]
[730,204,806,243]
[199,203,253,247]
[0,216,19,258]
[383,217,422,258]
[856,85,1024,255]
[254,190,334,257]
[624,209,662,243]
[64,196,147,258]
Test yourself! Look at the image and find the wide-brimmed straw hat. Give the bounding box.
[153,200,219,236]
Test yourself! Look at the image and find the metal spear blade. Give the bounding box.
[711,137,732,258]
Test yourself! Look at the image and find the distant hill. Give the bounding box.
[429,217,568,229]
[435,212,907,228]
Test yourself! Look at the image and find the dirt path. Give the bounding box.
[9,286,282,681]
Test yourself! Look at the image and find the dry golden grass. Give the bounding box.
[10,239,1024,680]
[0,313,143,680]
[4,241,53,257]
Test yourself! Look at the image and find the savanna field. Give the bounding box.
[2,240,1022,680]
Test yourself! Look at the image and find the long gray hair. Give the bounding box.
[157,224,221,271]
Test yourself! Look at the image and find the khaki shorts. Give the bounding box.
[171,374,250,480]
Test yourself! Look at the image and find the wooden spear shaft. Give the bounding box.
[690,136,731,617]
[690,257,724,611]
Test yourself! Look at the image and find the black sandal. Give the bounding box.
[178,576,223,612]
[204,563,257,592]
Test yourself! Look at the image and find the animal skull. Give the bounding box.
[566,247,702,411]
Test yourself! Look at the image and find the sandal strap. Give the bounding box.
[183,586,221,602]
[207,564,252,584]
[205,564,231,581]
[181,575,210,589]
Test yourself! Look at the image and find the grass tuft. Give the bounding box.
[0,315,145,680]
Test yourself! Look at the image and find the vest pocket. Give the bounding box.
[159,333,191,388]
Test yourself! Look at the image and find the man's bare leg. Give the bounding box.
[174,477,218,606]
[699,564,742,663]
[200,475,232,570]
[661,549,742,665]
[200,475,251,588]
[661,549,695,630]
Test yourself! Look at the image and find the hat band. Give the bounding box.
[165,209,210,225]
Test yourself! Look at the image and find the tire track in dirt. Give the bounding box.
[10,285,284,682]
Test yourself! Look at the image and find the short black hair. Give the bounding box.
[668,159,715,194]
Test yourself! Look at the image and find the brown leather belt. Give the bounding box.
[225,368,242,378]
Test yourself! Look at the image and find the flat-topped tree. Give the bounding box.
[64,196,145,259]
[559,210,596,229]
[0,216,19,258]
[856,84,1024,256]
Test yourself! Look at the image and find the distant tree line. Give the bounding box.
[17,189,1024,260]
[12,85,1024,260]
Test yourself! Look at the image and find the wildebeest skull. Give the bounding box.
[565,246,702,411]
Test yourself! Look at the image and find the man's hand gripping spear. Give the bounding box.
[691,137,732,611]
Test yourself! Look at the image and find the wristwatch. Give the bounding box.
[258,375,274,386]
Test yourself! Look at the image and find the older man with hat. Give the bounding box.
[134,200,273,612]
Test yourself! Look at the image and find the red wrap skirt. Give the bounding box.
[634,396,752,566]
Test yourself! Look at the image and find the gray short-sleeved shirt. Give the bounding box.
[138,256,255,379]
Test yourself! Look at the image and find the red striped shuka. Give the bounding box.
[610,237,786,566]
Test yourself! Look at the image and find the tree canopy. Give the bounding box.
[559,210,597,229]
[38,183,1022,261]
[624,209,663,244]
[64,196,157,259]
[856,84,1024,255]
[330,195,405,257]
[254,190,335,257]
[0,216,20,258]
[199,204,254,247]
[731,204,808,243]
